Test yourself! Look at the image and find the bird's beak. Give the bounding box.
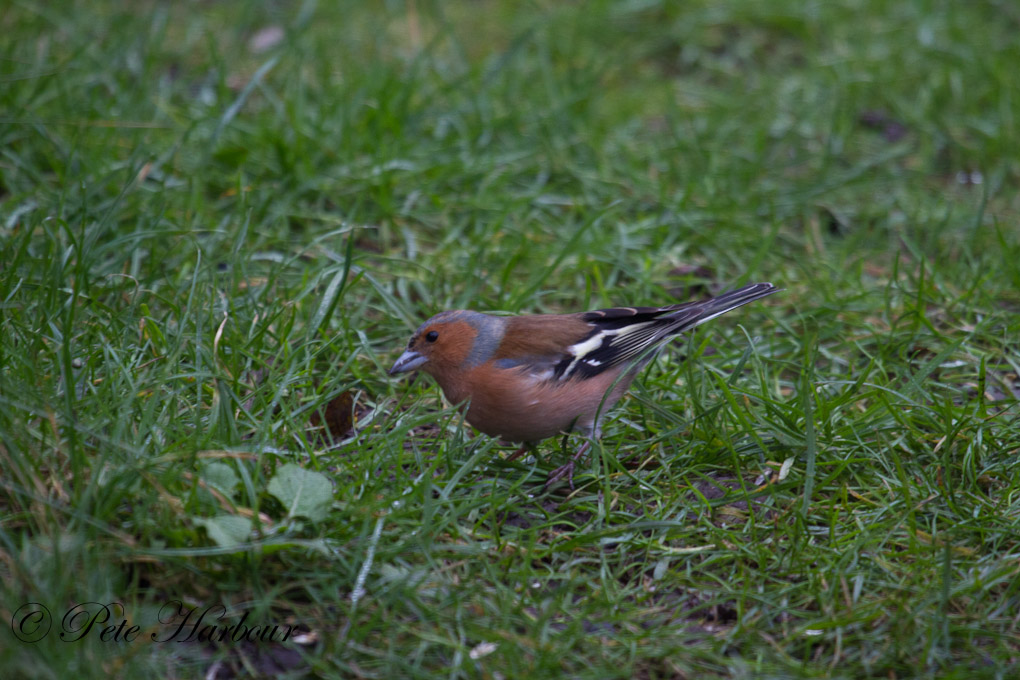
[388,349,428,375]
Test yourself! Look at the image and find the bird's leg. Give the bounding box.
[505,443,531,462]
[545,440,592,491]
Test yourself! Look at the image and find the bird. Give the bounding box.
[388,282,778,489]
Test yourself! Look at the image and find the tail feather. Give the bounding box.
[559,282,779,380]
[665,282,779,332]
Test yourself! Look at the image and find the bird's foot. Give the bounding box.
[545,460,576,490]
[544,441,592,491]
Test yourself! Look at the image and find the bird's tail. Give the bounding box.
[564,282,779,380]
[674,282,779,330]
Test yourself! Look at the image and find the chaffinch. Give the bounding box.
[389,282,778,488]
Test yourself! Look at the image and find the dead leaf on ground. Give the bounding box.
[310,390,356,442]
[858,109,909,142]
[667,264,717,299]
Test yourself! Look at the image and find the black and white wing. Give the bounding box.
[553,282,778,380]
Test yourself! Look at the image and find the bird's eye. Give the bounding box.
[425,330,439,342]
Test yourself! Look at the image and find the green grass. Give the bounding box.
[2,0,1019,677]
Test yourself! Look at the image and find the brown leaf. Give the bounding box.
[858,109,909,142]
[311,391,355,442]
[667,264,716,299]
